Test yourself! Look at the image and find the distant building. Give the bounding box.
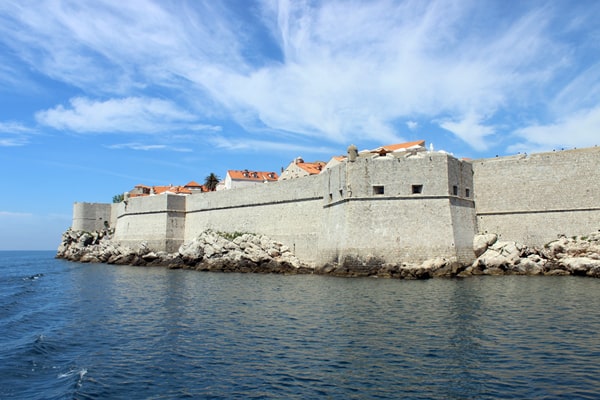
[223,170,279,190]
[183,181,206,193]
[126,181,207,198]
[279,157,327,180]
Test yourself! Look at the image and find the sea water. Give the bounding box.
[1,251,600,399]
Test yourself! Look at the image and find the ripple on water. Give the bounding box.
[2,256,600,399]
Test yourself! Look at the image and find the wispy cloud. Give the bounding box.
[0,211,34,218]
[107,142,192,152]
[509,106,600,154]
[192,1,572,147]
[406,121,418,131]
[0,0,598,153]
[209,135,338,156]
[440,113,496,151]
[0,121,35,146]
[35,97,201,134]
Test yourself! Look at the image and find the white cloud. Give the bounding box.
[192,1,563,147]
[35,97,199,134]
[107,142,192,152]
[0,211,34,217]
[406,121,418,131]
[439,113,496,151]
[550,62,600,115]
[0,1,598,151]
[209,135,338,155]
[0,121,34,146]
[509,106,600,154]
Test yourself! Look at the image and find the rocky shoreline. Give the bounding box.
[56,229,600,279]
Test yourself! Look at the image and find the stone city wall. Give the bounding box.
[319,152,476,264]
[72,202,112,232]
[70,146,599,266]
[113,194,186,252]
[185,174,324,263]
[472,147,600,246]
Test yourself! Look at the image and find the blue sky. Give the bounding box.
[1,0,599,250]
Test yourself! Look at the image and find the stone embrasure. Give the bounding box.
[56,229,600,279]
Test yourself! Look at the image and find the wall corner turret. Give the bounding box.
[347,144,358,162]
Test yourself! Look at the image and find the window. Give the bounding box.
[329,193,333,202]
[373,185,385,195]
[412,184,423,194]
[339,189,343,197]
[453,185,458,196]
[465,188,470,198]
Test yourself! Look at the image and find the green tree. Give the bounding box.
[112,193,125,203]
[204,173,220,191]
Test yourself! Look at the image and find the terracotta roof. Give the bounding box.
[129,181,204,197]
[153,185,192,195]
[375,140,426,153]
[296,161,326,175]
[228,170,279,182]
[185,181,203,188]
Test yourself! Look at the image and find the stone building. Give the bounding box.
[222,170,279,190]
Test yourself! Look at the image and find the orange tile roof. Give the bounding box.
[153,185,193,195]
[129,181,206,197]
[228,170,279,182]
[375,140,426,152]
[185,181,203,188]
[296,161,326,175]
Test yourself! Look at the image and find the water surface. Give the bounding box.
[1,251,599,399]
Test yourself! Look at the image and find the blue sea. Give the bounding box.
[1,251,600,399]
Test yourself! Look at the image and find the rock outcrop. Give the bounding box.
[56,229,312,274]
[313,255,464,279]
[464,232,600,278]
[57,229,600,279]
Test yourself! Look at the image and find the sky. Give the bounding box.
[1,0,599,250]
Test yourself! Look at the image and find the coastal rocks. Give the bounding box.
[466,232,600,277]
[176,231,309,273]
[473,233,498,257]
[56,229,311,274]
[314,255,465,279]
[57,229,600,279]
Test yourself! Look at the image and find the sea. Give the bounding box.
[1,251,600,399]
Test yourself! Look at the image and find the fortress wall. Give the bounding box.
[110,202,124,228]
[449,198,477,263]
[72,202,112,232]
[473,147,600,245]
[447,158,477,263]
[185,175,325,263]
[113,194,186,252]
[318,154,477,264]
[341,152,454,197]
[329,198,459,263]
[447,156,474,199]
